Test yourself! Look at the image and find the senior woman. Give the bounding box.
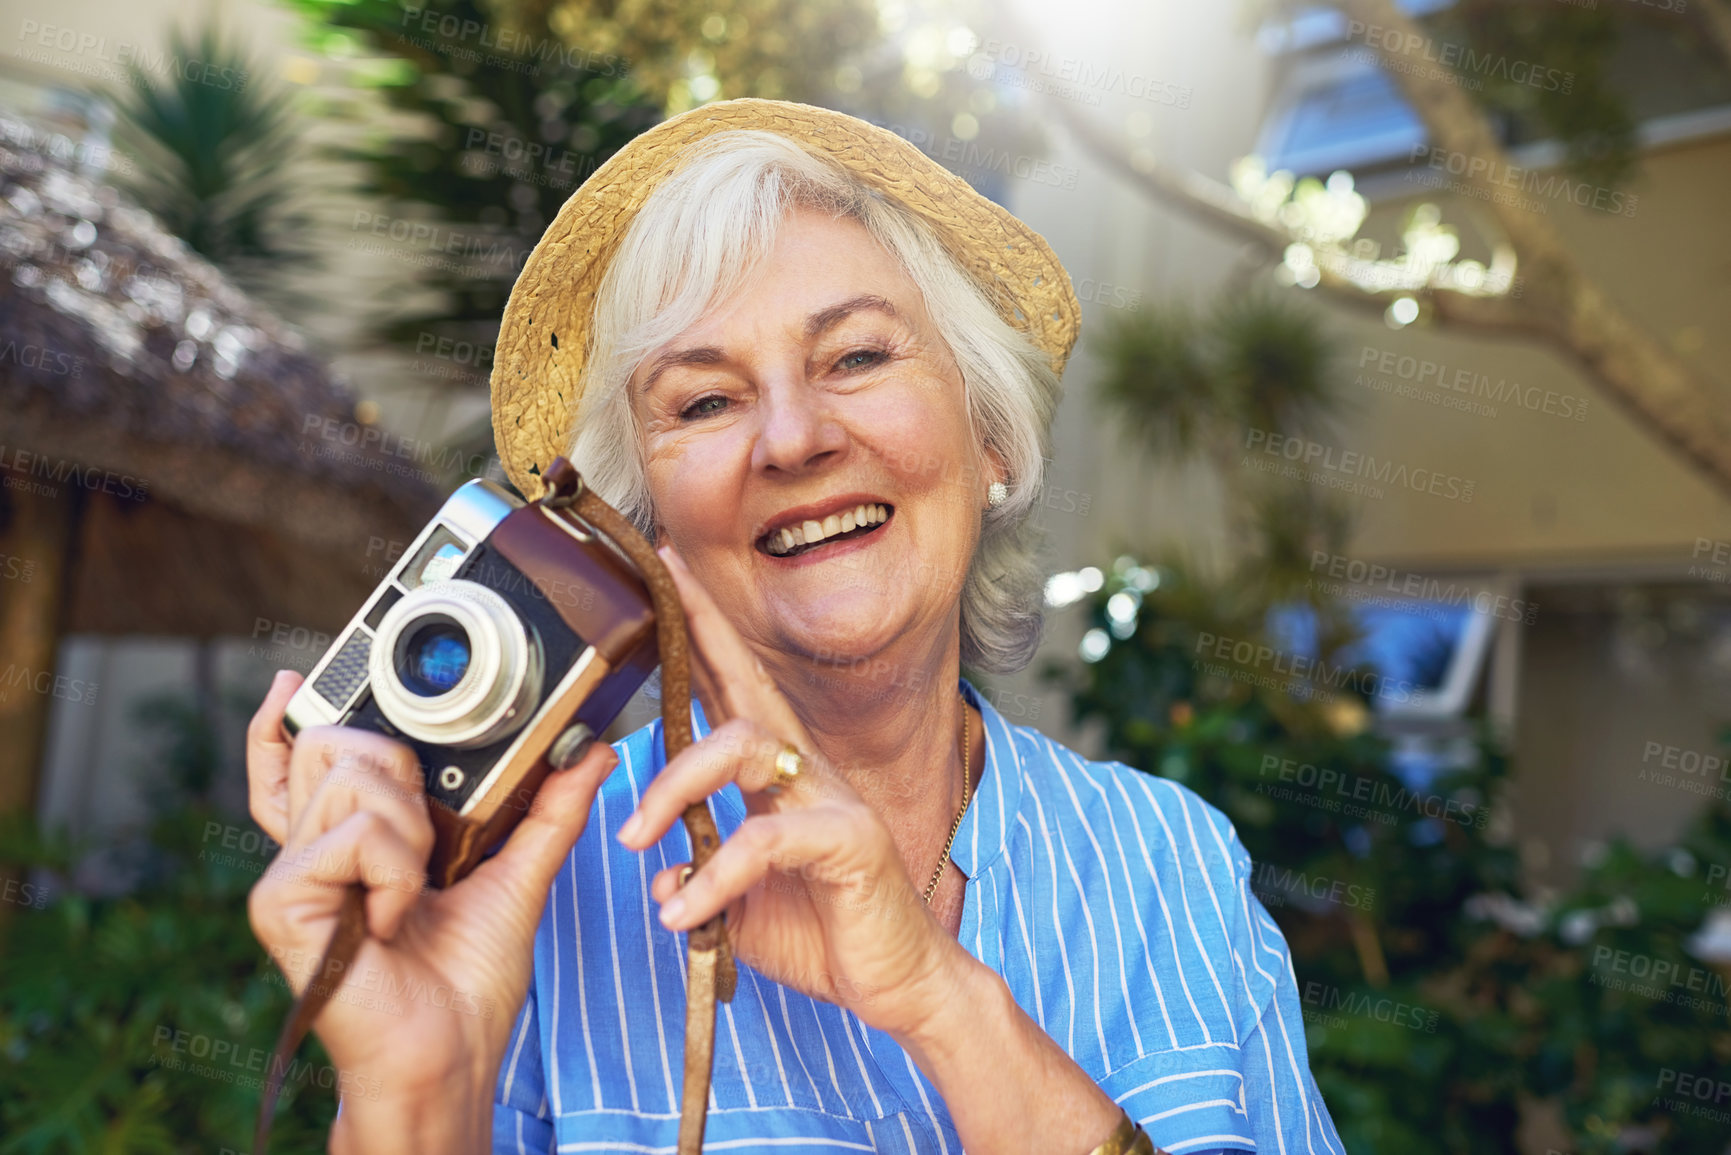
[245,99,1344,1154]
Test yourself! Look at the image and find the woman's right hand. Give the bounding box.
[244,669,617,1152]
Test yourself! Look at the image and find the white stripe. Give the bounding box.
[775,982,825,1107]
[1044,787,1113,1066]
[1115,1066,1247,1099]
[1097,768,1179,1048]
[835,1009,886,1117]
[1050,742,1143,1060]
[594,784,641,1112]
[501,987,535,1103]
[899,1048,951,1155]
[746,973,797,1107]
[1163,1134,1258,1153]
[1110,775,1212,1042]
[622,742,679,1113]
[1143,778,1235,1023]
[555,1138,874,1152]
[1018,806,1077,1050]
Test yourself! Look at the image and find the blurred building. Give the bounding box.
[982,0,1731,891]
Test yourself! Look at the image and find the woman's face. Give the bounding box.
[631,207,990,671]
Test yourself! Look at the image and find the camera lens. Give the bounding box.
[368,580,543,749]
[400,620,471,697]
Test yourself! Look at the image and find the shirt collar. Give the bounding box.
[950,677,1022,881]
[679,678,1025,879]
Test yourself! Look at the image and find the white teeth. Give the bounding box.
[764,503,891,555]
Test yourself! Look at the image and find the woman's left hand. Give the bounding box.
[615,544,963,1038]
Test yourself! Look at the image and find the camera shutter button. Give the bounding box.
[550,722,597,770]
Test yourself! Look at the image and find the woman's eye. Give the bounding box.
[836,348,886,372]
[680,394,729,420]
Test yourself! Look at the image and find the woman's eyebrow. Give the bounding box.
[804,294,899,339]
[638,346,726,394]
[638,295,900,394]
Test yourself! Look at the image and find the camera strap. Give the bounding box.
[252,458,734,1154]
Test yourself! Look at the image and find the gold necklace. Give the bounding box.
[921,696,973,905]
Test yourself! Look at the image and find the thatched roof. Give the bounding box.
[0,116,444,634]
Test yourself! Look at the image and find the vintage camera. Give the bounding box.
[283,478,659,887]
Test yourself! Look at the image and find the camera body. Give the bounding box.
[284,479,659,887]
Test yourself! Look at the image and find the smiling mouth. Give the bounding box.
[759,503,892,558]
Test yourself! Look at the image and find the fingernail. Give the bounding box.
[659,894,686,926]
[617,812,643,844]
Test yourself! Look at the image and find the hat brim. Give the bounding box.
[490,98,1080,497]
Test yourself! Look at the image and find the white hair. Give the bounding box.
[570,130,1060,674]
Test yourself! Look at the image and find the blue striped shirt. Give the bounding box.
[492,680,1345,1153]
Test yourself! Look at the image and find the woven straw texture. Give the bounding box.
[490,98,1081,496]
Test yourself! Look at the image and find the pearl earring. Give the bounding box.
[987,481,1008,508]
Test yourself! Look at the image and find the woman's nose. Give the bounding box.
[750,380,848,476]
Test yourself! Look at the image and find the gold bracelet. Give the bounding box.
[1088,1109,1160,1155]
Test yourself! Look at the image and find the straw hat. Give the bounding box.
[489,98,1081,497]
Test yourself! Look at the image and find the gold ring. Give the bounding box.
[677,864,694,888]
[768,744,804,794]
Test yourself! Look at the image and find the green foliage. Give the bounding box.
[112,24,311,294]
[0,688,334,1152]
[285,0,663,356]
[1097,292,1341,464]
[1063,269,1731,1152]
[1445,0,1639,190]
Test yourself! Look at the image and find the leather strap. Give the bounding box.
[253,881,367,1155]
[253,459,733,1153]
[562,462,736,1154]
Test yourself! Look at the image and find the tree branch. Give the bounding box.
[1025,0,1731,497]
